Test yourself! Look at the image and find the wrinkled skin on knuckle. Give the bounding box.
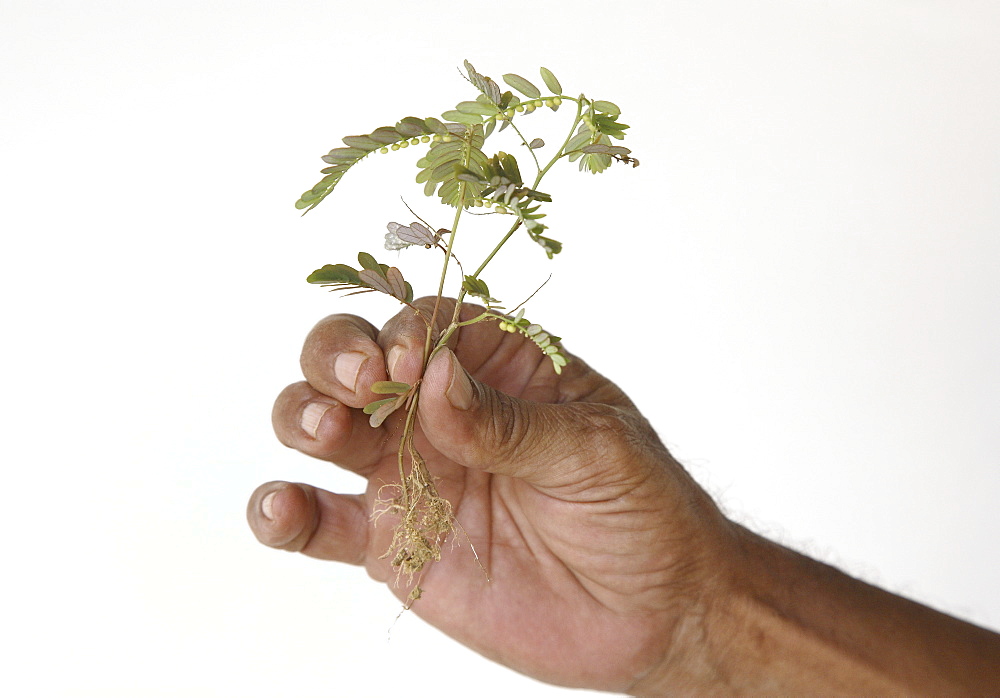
[476,383,544,466]
[556,403,669,497]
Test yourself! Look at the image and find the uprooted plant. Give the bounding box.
[296,60,638,604]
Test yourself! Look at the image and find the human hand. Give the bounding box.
[250,298,1000,695]
[247,299,738,693]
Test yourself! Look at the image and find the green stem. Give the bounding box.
[506,118,541,174]
[440,98,587,348]
[533,95,585,188]
[470,218,522,280]
[464,97,584,287]
[424,128,475,361]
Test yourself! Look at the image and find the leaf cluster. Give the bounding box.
[455,151,560,257]
[496,308,568,374]
[461,276,500,305]
[415,126,488,207]
[307,252,414,304]
[566,100,633,174]
[364,381,412,427]
[295,117,468,212]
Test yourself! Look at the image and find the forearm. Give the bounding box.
[636,525,1000,695]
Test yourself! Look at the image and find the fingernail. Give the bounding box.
[334,352,367,392]
[301,401,332,439]
[445,350,473,411]
[386,345,404,379]
[261,490,277,521]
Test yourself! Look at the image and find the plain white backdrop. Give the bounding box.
[2,1,997,696]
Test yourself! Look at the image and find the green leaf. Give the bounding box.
[539,67,562,94]
[455,100,498,116]
[371,381,411,395]
[341,135,382,150]
[455,165,484,183]
[502,73,541,99]
[363,397,396,414]
[581,143,631,156]
[322,147,368,163]
[357,252,383,275]
[592,100,621,115]
[368,127,404,144]
[423,117,448,134]
[367,394,406,427]
[500,152,522,185]
[441,109,483,125]
[306,263,361,285]
[394,117,427,137]
[462,275,499,303]
[463,60,503,105]
[592,114,629,138]
[533,235,562,258]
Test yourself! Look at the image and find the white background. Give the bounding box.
[2,1,997,696]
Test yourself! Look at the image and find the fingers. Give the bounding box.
[272,381,389,476]
[417,348,662,495]
[299,314,387,408]
[246,481,369,564]
[300,304,439,406]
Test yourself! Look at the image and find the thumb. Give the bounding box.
[418,347,643,491]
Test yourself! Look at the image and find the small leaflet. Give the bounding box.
[385,222,441,250]
[502,73,541,99]
[539,67,562,94]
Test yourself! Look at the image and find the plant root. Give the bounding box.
[372,458,456,584]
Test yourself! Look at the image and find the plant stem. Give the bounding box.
[462,98,585,289]
[533,95,585,188]
[434,99,588,361]
[424,128,475,361]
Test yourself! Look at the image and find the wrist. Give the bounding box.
[637,523,1000,695]
[704,528,905,694]
[631,524,906,695]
